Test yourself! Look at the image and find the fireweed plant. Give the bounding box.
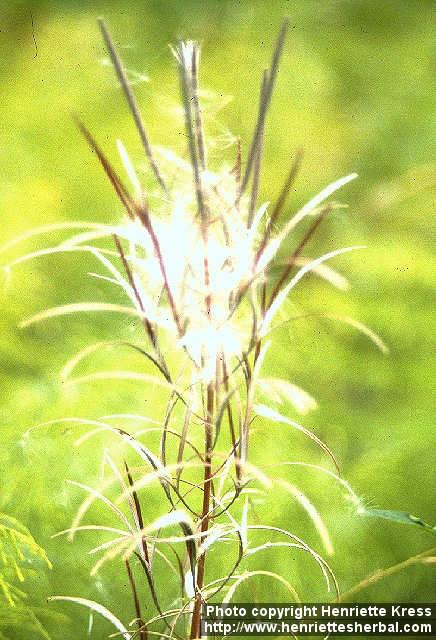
[3,16,434,640]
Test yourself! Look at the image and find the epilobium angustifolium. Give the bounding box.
[5,17,404,640]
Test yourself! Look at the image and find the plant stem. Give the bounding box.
[125,558,147,640]
[189,382,214,639]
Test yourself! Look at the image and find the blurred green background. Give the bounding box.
[0,0,435,638]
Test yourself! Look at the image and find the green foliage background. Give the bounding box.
[0,0,434,637]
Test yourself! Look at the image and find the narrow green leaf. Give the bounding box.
[360,508,436,532]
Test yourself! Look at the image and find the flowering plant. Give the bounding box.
[5,17,413,640]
